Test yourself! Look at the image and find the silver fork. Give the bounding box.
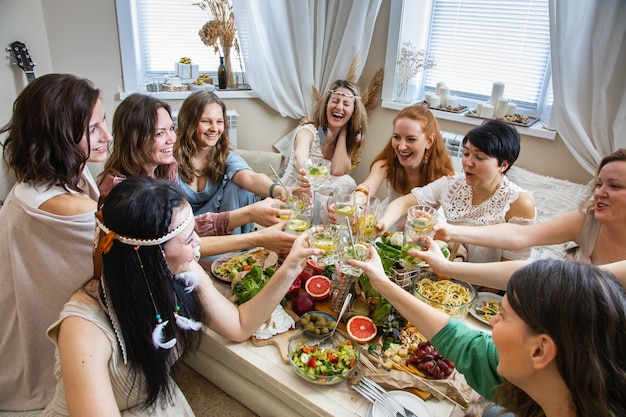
[353,383,401,417]
[362,377,419,417]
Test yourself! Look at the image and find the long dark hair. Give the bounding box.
[175,91,230,184]
[102,94,173,182]
[372,104,454,194]
[495,259,626,417]
[100,176,203,409]
[1,73,100,191]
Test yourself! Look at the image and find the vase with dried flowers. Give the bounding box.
[395,41,436,103]
[198,0,240,88]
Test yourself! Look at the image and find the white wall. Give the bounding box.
[0,0,592,201]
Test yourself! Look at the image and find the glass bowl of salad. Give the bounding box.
[288,329,359,385]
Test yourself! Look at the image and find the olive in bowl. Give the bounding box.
[299,311,337,337]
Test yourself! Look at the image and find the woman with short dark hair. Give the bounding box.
[377,120,536,262]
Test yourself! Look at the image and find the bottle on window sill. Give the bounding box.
[217,56,227,90]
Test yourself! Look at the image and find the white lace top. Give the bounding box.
[412,174,535,262]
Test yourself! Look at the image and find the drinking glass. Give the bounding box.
[337,238,371,277]
[285,195,312,236]
[304,158,332,191]
[272,201,290,221]
[327,185,356,230]
[354,195,380,242]
[400,205,438,268]
[308,225,340,266]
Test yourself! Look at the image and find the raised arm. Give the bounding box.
[199,223,296,256]
[436,210,586,250]
[376,193,416,235]
[292,127,315,174]
[196,231,320,341]
[355,159,387,200]
[232,169,287,200]
[413,236,529,290]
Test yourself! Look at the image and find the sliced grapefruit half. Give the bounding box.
[306,259,325,273]
[346,315,377,344]
[304,275,332,300]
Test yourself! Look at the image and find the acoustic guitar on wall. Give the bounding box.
[8,41,36,83]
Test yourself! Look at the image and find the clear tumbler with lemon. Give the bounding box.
[400,205,438,268]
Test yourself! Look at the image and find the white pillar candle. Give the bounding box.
[439,87,450,107]
[506,103,517,115]
[490,81,505,105]
[480,103,495,119]
[435,81,446,97]
[495,98,509,119]
[424,93,432,105]
[476,102,484,116]
[447,95,458,109]
[429,94,441,108]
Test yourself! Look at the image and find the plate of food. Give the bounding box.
[211,250,264,282]
[470,292,503,325]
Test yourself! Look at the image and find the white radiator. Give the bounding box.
[441,130,464,173]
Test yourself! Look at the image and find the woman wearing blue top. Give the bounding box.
[349,247,626,417]
[175,91,288,234]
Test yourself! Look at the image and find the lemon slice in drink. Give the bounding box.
[336,204,355,215]
[345,243,369,259]
[287,219,309,232]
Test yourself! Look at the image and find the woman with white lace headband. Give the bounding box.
[41,176,320,416]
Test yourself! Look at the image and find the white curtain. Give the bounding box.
[231,0,382,119]
[549,0,626,174]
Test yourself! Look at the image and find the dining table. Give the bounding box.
[185,258,494,417]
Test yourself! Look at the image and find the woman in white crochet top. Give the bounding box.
[377,120,536,263]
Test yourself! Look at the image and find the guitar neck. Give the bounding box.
[24,71,36,83]
[9,41,36,84]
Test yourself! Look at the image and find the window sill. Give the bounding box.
[119,89,258,100]
[382,100,557,141]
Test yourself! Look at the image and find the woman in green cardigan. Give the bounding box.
[348,250,625,417]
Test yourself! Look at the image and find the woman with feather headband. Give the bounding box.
[41,176,320,416]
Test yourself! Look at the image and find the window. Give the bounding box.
[116,0,245,93]
[385,0,552,118]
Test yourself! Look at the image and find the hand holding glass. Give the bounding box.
[400,205,438,268]
[308,225,340,266]
[327,185,356,229]
[304,158,332,191]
